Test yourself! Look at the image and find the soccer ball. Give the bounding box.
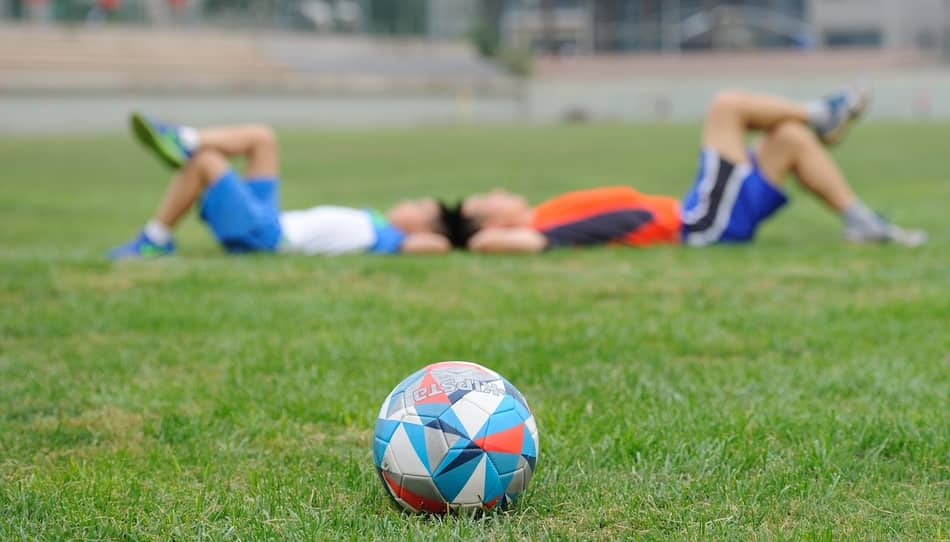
[373,361,539,514]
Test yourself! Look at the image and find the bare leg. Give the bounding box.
[109,125,278,258]
[755,121,856,212]
[154,149,230,228]
[194,124,278,179]
[754,121,926,245]
[693,91,924,245]
[702,90,810,164]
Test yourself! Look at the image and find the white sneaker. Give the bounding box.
[814,85,871,146]
[844,222,928,247]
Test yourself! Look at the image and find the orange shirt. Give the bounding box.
[531,186,682,248]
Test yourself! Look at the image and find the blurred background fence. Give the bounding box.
[2,0,950,133]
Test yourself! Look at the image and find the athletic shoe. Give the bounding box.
[814,85,871,146]
[130,112,191,168]
[107,231,176,260]
[844,219,928,247]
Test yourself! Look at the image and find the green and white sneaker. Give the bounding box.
[129,112,194,168]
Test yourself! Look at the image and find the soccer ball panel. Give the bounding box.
[524,414,538,438]
[378,470,404,504]
[450,454,488,507]
[504,466,526,502]
[520,456,534,489]
[422,423,449,474]
[378,436,403,476]
[383,391,407,420]
[448,395,493,439]
[399,474,447,514]
[386,423,429,477]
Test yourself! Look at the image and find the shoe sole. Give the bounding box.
[130,112,185,169]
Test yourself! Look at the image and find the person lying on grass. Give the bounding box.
[109,115,453,259]
[442,88,927,253]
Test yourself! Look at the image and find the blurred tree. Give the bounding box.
[471,0,503,57]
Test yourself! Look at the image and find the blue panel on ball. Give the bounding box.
[491,395,517,414]
[431,408,467,439]
[402,421,431,475]
[512,399,532,422]
[483,409,524,439]
[373,436,389,468]
[521,428,537,458]
[498,471,515,496]
[503,379,529,408]
[433,446,483,502]
[482,454,505,505]
[445,388,473,404]
[374,419,400,443]
[386,392,406,418]
[414,401,451,418]
[488,451,521,476]
[437,442,482,474]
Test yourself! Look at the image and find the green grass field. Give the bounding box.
[1,123,948,540]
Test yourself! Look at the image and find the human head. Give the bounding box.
[460,189,533,231]
[437,200,479,249]
[386,197,446,235]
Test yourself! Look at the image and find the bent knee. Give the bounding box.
[707,90,746,116]
[189,149,229,174]
[248,124,277,148]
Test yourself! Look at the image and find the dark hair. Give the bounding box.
[438,200,479,249]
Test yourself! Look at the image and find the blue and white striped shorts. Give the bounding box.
[680,148,788,245]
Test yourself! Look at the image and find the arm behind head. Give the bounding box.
[401,232,452,254]
[468,228,547,254]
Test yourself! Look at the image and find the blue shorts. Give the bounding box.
[680,148,788,245]
[200,170,283,253]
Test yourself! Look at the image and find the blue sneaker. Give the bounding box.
[107,231,176,260]
[814,85,870,146]
[130,112,192,168]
